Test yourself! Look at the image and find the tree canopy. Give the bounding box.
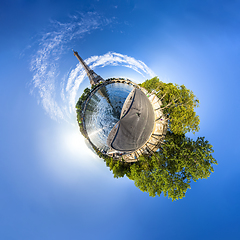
[139,77,200,135]
[75,87,91,138]
[106,132,217,201]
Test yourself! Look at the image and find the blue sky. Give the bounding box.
[1,0,240,239]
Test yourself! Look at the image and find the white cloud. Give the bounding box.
[30,13,155,122]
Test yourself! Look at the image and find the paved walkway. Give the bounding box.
[121,88,168,162]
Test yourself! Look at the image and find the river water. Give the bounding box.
[84,82,134,152]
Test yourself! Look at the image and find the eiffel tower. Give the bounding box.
[73,50,104,86]
[73,49,116,112]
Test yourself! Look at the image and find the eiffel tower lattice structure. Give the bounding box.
[73,50,104,86]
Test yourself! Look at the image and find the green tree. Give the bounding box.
[128,132,217,201]
[75,87,92,138]
[105,157,132,178]
[140,77,200,135]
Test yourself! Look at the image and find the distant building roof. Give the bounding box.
[107,88,155,152]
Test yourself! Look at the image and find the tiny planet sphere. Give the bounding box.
[74,50,167,161]
[84,81,155,153]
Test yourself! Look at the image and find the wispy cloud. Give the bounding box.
[30,13,155,122]
[30,12,111,120]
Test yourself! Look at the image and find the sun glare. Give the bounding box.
[64,129,85,153]
[59,125,98,160]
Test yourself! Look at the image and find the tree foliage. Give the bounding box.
[75,87,91,111]
[108,132,217,201]
[104,157,132,178]
[128,132,217,200]
[139,77,200,135]
[75,87,91,138]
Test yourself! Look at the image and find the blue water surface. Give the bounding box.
[84,82,134,152]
